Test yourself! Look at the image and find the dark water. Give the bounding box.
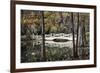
[21,41,89,63]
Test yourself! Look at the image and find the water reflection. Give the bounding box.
[21,40,89,63]
[21,41,42,63]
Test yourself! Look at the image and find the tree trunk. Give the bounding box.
[81,16,86,47]
[41,11,46,61]
[83,19,86,47]
[71,13,76,58]
[79,16,83,47]
[75,13,79,58]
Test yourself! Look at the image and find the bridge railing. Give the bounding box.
[45,33,72,38]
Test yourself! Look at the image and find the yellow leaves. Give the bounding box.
[21,15,40,25]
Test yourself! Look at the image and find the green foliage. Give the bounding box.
[21,10,89,35]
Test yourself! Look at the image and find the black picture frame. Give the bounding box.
[11,0,96,73]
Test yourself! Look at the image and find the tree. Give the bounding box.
[40,11,46,61]
[71,13,76,58]
[75,13,80,58]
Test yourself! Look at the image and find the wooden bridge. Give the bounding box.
[22,33,76,41]
[32,33,76,41]
[44,33,76,41]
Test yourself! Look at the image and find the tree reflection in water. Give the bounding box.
[21,41,42,63]
[21,41,89,63]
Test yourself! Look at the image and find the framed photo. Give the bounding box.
[11,0,96,72]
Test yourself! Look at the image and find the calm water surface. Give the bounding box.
[21,40,89,63]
